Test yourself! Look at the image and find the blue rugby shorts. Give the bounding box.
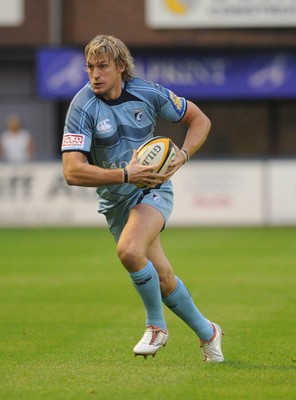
[101,181,174,242]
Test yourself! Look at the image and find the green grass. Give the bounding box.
[0,227,295,400]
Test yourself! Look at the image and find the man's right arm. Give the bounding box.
[62,151,124,187]
[63,150,165,188]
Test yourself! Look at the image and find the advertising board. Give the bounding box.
[171,161,264,225]
[269,161,296,225]
[37,49,296,100]
[146,0,296,28]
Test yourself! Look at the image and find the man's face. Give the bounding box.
[86,53,125,100]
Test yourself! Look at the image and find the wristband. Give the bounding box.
[181,148,190,163]
[123,167,129,183]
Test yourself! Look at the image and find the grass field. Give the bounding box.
[0,227,295,400]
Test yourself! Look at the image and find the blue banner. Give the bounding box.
[36,49,296,100]
[36,48,88,99]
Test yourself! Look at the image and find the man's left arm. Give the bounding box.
[179,100,211,159]
[165,100,211,177]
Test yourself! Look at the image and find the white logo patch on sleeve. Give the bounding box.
[62,134,85,148]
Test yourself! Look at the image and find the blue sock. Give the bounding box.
[129,261,166,331]
[163,277,213,341]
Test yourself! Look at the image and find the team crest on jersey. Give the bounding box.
[133,108,145,123]
[168,90,185,117]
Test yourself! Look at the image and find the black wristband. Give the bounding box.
[123,168,129,183]
[181,148,190,162]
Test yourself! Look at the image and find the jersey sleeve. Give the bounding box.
[153,82,187,123]
[128,78,187,123]
[61,94,93,153]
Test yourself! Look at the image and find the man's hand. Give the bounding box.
[163,145,186,181]
[126,150,165,188]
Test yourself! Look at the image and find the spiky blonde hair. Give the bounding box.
[85,34,135,81]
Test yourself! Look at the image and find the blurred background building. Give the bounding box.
[0,0,295,226]
[1,0,296,160]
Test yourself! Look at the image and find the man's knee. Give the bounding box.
[117,240,145,271]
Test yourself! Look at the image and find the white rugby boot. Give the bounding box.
[133,325,169,359]
[200,322,224,362]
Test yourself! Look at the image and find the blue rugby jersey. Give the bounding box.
[61,77,187,211]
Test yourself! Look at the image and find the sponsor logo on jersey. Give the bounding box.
[168,90,185,116]
[97,119,112,133]
[133,108,145,123]
[62,133,84,148]
[102,160,128,169]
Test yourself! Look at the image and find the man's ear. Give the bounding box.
[117,63,126,74]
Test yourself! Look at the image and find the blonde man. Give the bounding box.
[62,35,224,362]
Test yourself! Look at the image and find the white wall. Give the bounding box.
[0,160,295,227]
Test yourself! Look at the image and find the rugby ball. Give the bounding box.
[137,136,176,174]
